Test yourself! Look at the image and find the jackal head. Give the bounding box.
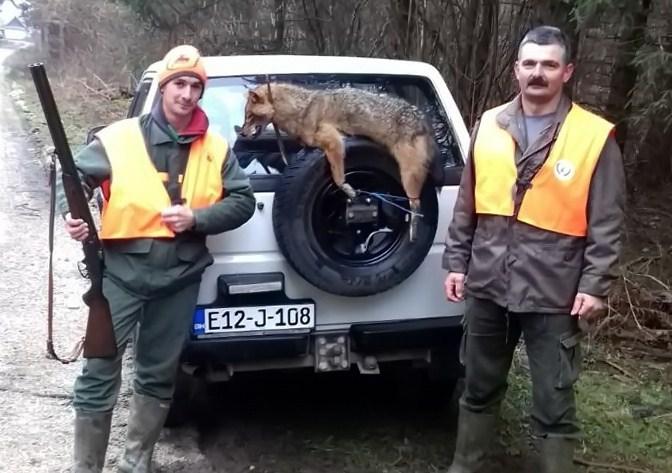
[237,86,275,139]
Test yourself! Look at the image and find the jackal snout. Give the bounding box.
[238,87,275,138]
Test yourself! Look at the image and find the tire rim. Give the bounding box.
[310,167,409,266]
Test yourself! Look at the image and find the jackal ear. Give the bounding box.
[248,90,262,104]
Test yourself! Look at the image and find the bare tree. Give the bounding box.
[24,0,672,185]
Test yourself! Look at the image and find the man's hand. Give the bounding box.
[64,213,89,241]
[161,205,195,233]
[445,272,466,302]
[571,292,606,321]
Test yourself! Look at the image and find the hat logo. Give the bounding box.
[554,160,575,181]
[168,53,197,70]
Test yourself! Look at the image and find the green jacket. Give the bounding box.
[56,103,256,298]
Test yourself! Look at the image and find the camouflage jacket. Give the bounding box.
[442,95,625,313]
[56,102,255,298]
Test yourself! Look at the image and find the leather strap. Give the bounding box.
[265,74,290,166]
[47,153,85,364]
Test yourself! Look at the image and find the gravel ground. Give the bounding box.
[0,42,212,473]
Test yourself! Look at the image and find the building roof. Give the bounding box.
[4,16,25,28]
[0,0,28,26]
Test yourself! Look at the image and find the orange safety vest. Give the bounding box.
[473,103,613,237]
[96,118,227,239]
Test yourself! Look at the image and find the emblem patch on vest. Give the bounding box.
[554,160,575,181]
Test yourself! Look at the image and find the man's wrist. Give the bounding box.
[190,210,199,231]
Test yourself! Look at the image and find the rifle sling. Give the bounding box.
[265,74,290,166]
[48,154,85,364]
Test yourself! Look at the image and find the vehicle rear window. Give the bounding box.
[199,74,462,176]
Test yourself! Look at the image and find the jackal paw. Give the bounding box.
[341,182,357,199]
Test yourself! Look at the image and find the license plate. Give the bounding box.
[192,303,315,335]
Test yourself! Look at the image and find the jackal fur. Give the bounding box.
[238,83,439,219]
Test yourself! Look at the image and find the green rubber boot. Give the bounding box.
[73,410,112,473]
[540,437,576,473]
[447,407,496,473]
[117,393,170,473]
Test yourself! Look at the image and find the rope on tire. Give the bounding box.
[356,190,424,218]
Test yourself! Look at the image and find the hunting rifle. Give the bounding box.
[29,62,117,360]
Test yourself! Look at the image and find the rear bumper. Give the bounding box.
[182,315,463,365]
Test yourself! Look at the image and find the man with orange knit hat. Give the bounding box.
[57,45,255,472]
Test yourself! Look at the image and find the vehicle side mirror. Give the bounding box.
[86,125,107,145]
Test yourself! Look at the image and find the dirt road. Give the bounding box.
[0,42,90,473]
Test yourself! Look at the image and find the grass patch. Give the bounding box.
[502,347,672,472]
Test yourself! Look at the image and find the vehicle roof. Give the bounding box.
[143,55,442,78]
[139,54,471,159]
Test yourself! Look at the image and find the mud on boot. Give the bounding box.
[446,408,496,473]
[117,393,170,473]
[73,410,112,473]
[539,437,576,473]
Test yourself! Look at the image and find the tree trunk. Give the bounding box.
[605,0,651,151]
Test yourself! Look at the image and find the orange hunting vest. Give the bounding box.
[96,118,227,239]
[473,103,613,237]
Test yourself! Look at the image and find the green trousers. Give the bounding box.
[73,276,200,412]
[459,297,583,438]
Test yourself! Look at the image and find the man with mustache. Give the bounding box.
[443,26,625,472]
[57,45,255,472]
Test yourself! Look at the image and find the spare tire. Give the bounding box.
[272,139,438,297]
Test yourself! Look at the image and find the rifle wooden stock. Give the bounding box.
[30,62,117,359]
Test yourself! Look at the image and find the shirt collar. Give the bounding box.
[148,99,209,145]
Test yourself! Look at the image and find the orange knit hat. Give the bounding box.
[157,45,207,88]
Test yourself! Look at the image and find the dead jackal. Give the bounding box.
[238,83,440,240]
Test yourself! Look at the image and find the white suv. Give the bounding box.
[126,55,470,422]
